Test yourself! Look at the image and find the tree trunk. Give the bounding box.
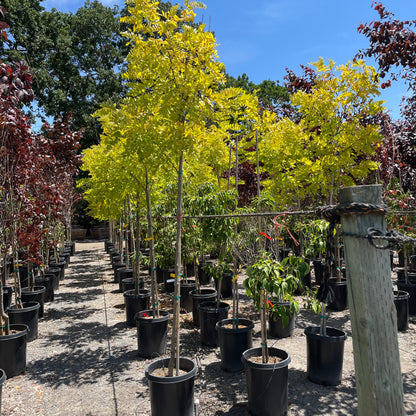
[145,170,159,316]
[169,151,184,376]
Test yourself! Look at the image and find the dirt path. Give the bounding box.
[2,241,416,415]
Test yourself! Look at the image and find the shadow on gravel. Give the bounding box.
[214,403,249,416]
[288,369,357,415]
[27,345,131,387]
[38,320,126,348]
[203,361,247,413]
[405,369,416,386]
[43,305,100,321]
[64,277,104,289]
[53,288,104,304]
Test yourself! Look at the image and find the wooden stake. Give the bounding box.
[339,185,404,416]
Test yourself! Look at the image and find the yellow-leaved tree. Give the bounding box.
[121,0,226,374]
[261,58,384,208]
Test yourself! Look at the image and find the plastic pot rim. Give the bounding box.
[328,278,347,285]
[242,346,291,370]
[394,290,410,300]
[123,289,150,299]
[216,318,254,333]
[199,301,230,313]
[304,326,347,342]
[181,279,196,287]
[0,324,29,340]
[21,286,46,294]
[8,301,40,313]
[145,356,197,384]
[135,309,170,323]
[189,288,217,298]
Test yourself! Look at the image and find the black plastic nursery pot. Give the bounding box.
[113,262,128,292]
[104,240,112,253]
[2,286,13,311]
[197,262,212,285]
[59,251,70,267]
[45,267,61,291]
[180,279,196,312]
[268,303,296,339]
[8,301,40,342]
[327,277,348,311]
[304,326,347,386]
[35,275,54,302]
[118,268,133,291]
[110,256,121,268]
[135,309,170,358]
[216,318,254,372]
[113,263,126,284]
[164,278,175,293]
[121,277,145,293]
[395,269,416,281]
[0,324,28,378]
[312,259,325,285]
[242,346,291,416]
[124,289,150,327]
[0,368,5,414]
[155,266,164,284]
[21,286,46,318]
[162,268,175,286]
[49,261,66,280]
[65,241,75,256]
[394,290,409,331]
[215,272,233,298]
[190,288,217,327]
[145,356,197,416]
[199,301,230,347]
[18,264,29,288]
[396,280,416,316]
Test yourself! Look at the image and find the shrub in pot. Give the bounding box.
[242,252,294,416]
[245,254,309,340]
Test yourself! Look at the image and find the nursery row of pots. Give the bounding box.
[0,240,75,413]
[107,239,412,416]
[106,242,352,416]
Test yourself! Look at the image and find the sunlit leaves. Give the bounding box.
[261,59,384,207]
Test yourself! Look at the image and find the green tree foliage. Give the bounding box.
[226,73,290,110]
[0,0,128,148]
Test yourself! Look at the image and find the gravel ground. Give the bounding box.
[2,241,416,415]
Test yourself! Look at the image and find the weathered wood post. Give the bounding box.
[339,185,405,416]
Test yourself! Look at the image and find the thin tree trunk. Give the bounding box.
[145,170,159,316]
[260,289,268,363]
[133,192,141,295]
[235,136,239,201]
[124,199,130,268]
[169,151,184,376]
[0,260,9,335]
[227,142,232,191]
[256,130,262,251]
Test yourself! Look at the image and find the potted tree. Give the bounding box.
[267,255,310,338]
[304,301,348,386]
[242,251,293,416]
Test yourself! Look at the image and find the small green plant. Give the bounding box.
[300,219,329,260]
[244,252,310,362]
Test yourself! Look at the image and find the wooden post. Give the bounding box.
[339,185,405,416]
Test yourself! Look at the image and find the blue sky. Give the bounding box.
[42,0,415,119]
